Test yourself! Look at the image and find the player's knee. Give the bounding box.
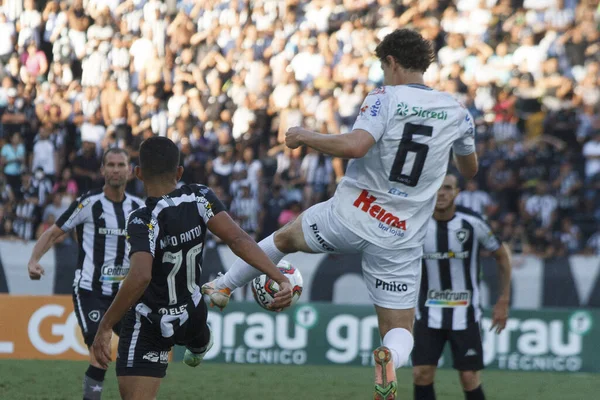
[459,370,480,391]
[274,226,300,254]
[413,366,435,386]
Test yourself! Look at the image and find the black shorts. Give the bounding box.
[411,319,484,371]
[116,296,210,378]
[72,287,122,347]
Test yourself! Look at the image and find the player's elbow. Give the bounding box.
[455,153,478,180]
[461,164,478,180]
[346,145,369,159]
[346,130,375,159]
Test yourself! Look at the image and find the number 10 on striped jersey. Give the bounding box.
[162,243,203,305]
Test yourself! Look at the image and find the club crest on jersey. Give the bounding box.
[88,310,100,322]
[456,229,470,244]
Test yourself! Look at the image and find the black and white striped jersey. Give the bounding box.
[55,189,144,296]
[126,184,226,311]
[417,206,501,330]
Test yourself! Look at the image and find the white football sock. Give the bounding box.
[382,328,414,369]
[217,233,286,290]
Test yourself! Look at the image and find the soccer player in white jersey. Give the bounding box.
[204,29,478,399]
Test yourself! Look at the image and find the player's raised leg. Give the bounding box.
[117,376,161,400]
[203,207,318,308]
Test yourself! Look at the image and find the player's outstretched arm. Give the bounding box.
[92,252,153,369]
[207,211,293,309]
[285,127,376,159]
[490,243,511,334]
[27,225,68,280]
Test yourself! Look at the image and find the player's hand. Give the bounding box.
[269,279,293,311]
[91,325,113,369]
[28,261,45,280]
[490,297,509,334]
[285,127,306,149]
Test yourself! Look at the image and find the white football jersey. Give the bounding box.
[332,84,475,250]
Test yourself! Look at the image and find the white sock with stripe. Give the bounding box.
[382,328,414,369]
[218,233,286,290]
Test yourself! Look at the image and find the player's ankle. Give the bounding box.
[85,365,106,381]
[464,385,485,400]
[414,383,436,400]
[83,365,106,399]
[382,328,413,369]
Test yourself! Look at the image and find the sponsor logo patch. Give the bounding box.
[100,265,129,282]
[129,217,145,225]
[396,102,448,120]
[353,190,406,236]
[370,98,381,117]
[143,351,160,363]
[310,224,335,252]
[423,251,470,260]
[425,290,471,307]
[375,279,408,292]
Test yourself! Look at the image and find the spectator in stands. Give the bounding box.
[0,0,597,255]
[456,180,496,217]
[1,132,25,192]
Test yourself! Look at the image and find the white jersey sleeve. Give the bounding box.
[351,87,390,142]
[453,110,476,156]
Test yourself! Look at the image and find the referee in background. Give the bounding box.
[27,148,143,400]
[413,174,512,400]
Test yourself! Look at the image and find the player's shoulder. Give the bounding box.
[76,188,103,206]
[455,206,487,225]
[181,183,216,198]
[127,206,151,226]
[124,192,145,206]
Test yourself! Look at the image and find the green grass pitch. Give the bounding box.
[0,360,597,399]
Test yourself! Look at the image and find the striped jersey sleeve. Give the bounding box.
[126,208,157,258]
[191,184,226,223]
[55,192,95,232]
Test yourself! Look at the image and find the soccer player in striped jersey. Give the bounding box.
[412,174,512,400]
[91,137,291,400]
[27,148,143,400]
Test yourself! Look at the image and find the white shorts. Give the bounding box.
[301,199,423,309]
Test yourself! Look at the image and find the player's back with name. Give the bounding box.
[126,184,225,311]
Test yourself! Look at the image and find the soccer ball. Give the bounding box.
[251,260,303,310]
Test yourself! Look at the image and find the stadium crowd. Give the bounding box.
[0,0,599,257]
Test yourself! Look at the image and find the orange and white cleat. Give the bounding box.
[201,275,232,310]
[373,346,397,400]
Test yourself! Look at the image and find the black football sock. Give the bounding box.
[465,385,485,400]
[414,384,436,400]
[83,365,106,400]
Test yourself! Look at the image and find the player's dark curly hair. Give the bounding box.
[375,29,435,73]
[139,136,180,180]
